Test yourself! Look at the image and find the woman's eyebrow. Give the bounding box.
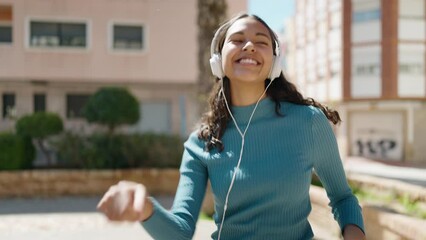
[228,31,271,40]
[256,32,270,39]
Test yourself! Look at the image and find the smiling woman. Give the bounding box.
[97,13,366,240]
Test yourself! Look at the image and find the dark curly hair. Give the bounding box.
[198,13,341,152]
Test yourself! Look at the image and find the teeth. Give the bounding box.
[239,58,258,65]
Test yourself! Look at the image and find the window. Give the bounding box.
[66,94,90,118]
[2,93,15,119]
[112,24,144,50]
[34,93,46,112]
[30,21,86,48]
[353,9,381,23]
[0,5,12,43]
[0,25,11,43]
[399,64,424,75]
[354,64,381,76]
[131,101,171,134]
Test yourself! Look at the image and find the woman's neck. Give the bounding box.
[230,81,267,106]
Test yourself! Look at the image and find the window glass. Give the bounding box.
[30,21,86,48]
[34,94,46,112]
[113,25,143,50]
[66,94,90,118]
[2,93,15,118]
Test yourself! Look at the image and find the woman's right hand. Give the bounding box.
[97,180,154,222]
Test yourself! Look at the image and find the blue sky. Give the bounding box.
[248,0,295,33]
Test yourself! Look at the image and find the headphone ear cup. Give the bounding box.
[269,55,282,80]
[210,54,224,78]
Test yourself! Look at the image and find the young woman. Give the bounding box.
[97,13,366,240]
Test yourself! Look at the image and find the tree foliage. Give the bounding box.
[15,112,63,166]
[83,87,140,134]
[16,112,63,139]
[197,0,228,102]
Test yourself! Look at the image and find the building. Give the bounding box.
[0,0,246,136]
[287,0,426,165]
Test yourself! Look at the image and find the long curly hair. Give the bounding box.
[198,13,341,152]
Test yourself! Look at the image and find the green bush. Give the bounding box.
[16,112,63,138]
[0,132,35,170]
[83,87,140,134]
[54,132,184,169]
[16,112,63,166]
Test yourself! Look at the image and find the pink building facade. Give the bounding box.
[0,0,246,135]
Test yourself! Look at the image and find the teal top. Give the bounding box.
[141,98,364,240]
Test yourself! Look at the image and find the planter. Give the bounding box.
[0,168,180,198]
[309,185,426,240]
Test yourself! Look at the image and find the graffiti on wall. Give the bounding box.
[355,138,397,159]
[352,128,402,161]
[350,111,404,161]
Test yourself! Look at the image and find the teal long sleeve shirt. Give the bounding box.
[142,98,364,240]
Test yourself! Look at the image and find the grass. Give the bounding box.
[311,173,426,220]
[199,211,214,221]
[351,185,426,220]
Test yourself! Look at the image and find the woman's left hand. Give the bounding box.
[343,224,366,240]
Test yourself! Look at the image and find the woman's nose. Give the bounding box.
[242,41,255,52]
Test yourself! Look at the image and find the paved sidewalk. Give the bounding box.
[0,196,215,240]
[344,156,426,187]
[0,212,216,240]
[0,196,338,239]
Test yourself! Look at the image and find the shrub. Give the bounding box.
[54,132,184,169]
[0,132,35,170]
[82,87,140,134]
[16,112,63,166]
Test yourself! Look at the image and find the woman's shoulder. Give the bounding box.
[279,101,324,119]
[183,129,206,152]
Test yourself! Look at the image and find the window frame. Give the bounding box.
[108,20,148,54]
[0,23,12,44]
[2,92,15,119]
[0,4,13,45]
[33,93,46,113]
[66,93,91,119]
[25,16,91,52]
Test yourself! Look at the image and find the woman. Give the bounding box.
[97,13,366,240]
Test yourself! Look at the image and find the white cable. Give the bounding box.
[217,79,274,240]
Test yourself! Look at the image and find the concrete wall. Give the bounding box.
[413,108,426,164]
[339,100,426,165]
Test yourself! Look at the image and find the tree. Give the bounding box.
[15,112,63,166]
[197,0,228,107]
[83,87,140,134]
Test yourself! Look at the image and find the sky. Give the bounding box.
[248,0,295,34]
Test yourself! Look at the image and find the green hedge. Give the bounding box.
[0,132,35,170]
[53,132,184,169]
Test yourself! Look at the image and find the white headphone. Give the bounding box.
[209,26,283,80]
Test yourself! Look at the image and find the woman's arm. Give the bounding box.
[98,133,209,240]
[140,135,209,239]
[310,107,365,237]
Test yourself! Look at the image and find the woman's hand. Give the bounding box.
[343,224,366,240]
[97,181,153,222]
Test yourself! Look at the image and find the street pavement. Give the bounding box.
[344,156,426,187]
[0,196,216,240]
[0,196,337,240]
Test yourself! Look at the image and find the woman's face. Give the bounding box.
[221,17,274,85]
